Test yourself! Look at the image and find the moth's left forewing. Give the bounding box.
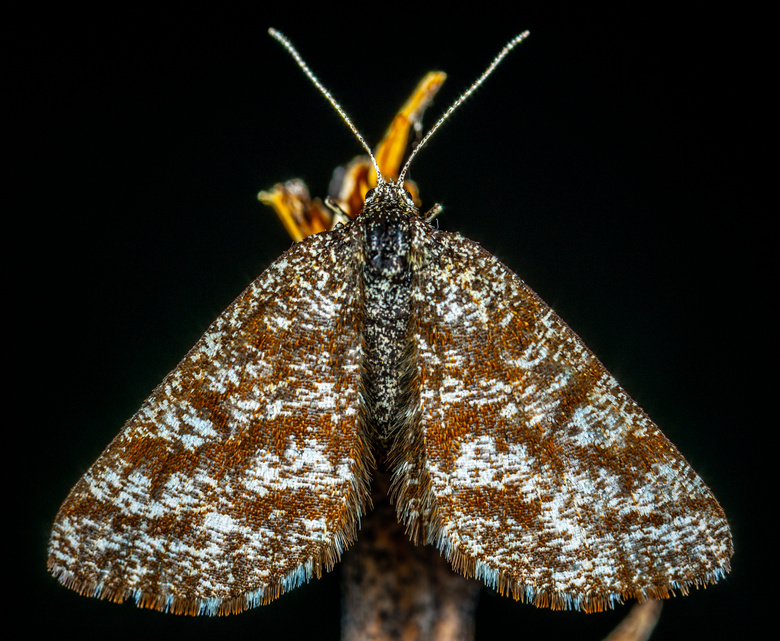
[48,224,373,614]
[394,219,732,612]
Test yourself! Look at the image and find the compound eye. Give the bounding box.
[364,188,375,200]
[402,188,414,203]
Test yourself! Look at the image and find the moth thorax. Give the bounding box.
[363,213,412,279]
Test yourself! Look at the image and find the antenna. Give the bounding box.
[269,28,530,187]
[398,31,530,183]
[268,28,382,181]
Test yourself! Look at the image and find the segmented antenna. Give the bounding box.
[269,28,530,187]
[398,31,530,183]
[268,28,382,180]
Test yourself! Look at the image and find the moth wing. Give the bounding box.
[48,224,371,615]
[394,222,732,612]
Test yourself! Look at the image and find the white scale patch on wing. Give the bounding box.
[48,223,372,615]
[402,222,732,612]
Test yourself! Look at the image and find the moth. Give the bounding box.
[48,29,732,616]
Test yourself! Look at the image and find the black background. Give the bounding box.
[15,5,764,640]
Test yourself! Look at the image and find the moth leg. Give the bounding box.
[325,196,351,228]
[424,203,443,223]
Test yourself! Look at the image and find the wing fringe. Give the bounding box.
[48,525,360,615]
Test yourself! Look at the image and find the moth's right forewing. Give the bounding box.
[395,222,731,612]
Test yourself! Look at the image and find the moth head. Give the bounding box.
[364,180,418,213]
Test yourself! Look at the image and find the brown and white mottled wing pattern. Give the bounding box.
[48,224,371,615]
[393,220,732,612]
